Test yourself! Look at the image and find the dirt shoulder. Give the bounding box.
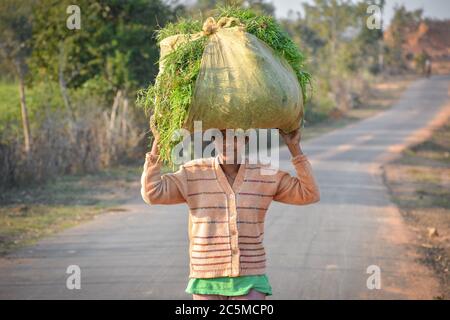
[0,166,141,256]
[383,122,450,299]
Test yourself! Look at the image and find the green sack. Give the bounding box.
[159,17,303,133]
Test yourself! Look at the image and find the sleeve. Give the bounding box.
[273,153,320,205]
[140,152,187,205]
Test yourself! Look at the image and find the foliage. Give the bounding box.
[0,0,33,77]
[31,0,175,98]
[1,0,181,188]
[137,36,208,162]
[384,4,424,71]
[155,18,203,43]
[280,0,387,120]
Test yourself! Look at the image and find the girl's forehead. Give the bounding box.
[211,129,248,141]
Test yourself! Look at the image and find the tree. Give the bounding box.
[0,0,34,154]
[190,0,275,17]
[384,5,423,71]
[31,0,100,117]
[30,0,179,163]
[31,0,177,111]
[280,0,390,117]
[355,0,385,73]
[302,0,359,74]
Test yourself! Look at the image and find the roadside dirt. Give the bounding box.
[0,166,140,256]
[383,122,450,299]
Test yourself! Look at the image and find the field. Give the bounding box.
[0,81,64,133]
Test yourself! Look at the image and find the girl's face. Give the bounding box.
[215,130,247,164]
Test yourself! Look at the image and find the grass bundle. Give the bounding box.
[216,6,311,101]
[137,36,208,162]
[137,6,311,163]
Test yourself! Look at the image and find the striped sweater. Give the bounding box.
[141,153,320,278]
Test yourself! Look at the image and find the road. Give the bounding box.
[0,75,449,299]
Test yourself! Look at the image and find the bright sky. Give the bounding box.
[270,0,450,23]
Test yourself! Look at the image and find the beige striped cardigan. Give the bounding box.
[141,153,320,279]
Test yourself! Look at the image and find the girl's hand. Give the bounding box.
[279,128,303,157]
[280,128,301,146]
[150,116,160,142]
[150,116,160,156]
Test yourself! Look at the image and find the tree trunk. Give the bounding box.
[107,89,123,159]
[58,44,74,120]
[18,74,31,155]
[109,89,122,130]
[378,6,385,73]
[120,95,129,141]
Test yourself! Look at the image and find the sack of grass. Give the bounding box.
[138,7,311,162]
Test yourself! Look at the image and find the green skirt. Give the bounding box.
[185,274,272,296]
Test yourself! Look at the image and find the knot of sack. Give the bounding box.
[202,17,242,36]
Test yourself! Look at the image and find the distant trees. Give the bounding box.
[1,0,181,153]
[281,0,386,118]
[0,0,34,154]
[30,0,178,116]
[354,0,384,74]
[0,0,186,187]
[384,5,424,72]
[189,0,275,17]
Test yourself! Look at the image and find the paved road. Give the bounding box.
[1,75,449,299]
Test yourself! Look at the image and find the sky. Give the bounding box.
[270,0,450,23]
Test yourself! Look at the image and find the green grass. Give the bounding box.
[0,82,21,131]
[155,18,203,44]
[137,36,208,162]
[216,5,311,101]
[137,5,311,164]
[0,81,65,135]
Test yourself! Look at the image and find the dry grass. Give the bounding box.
[0,98,145,189]
[383,121,450,299]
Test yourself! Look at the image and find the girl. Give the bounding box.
[141,124,320,300]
